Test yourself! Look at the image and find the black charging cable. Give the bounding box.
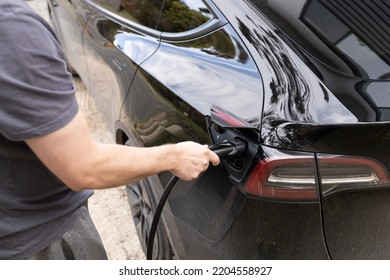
[146,139,247,260]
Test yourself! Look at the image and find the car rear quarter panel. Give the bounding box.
[119,19,265,258]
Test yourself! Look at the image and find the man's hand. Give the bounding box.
[169,141,220,181]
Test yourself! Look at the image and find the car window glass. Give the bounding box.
[90,0,164,29]
[247,0,390,80]
[157,0,213,33]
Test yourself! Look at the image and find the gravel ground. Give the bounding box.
[27,0,145,260]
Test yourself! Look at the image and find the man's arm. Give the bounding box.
[26,110,220,191]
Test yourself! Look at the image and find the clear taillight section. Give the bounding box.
[243,147,390,201]
[317,154,390,198]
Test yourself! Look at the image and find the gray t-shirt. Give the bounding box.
[0,0,92,259]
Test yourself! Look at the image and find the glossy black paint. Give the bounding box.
[83,5,162,127]
[48,0,390,259]
[214,0,390,259]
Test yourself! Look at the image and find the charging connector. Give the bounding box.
[146,138,248,260]
[209,138,247,159]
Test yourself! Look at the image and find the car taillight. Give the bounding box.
[317,154,390,198]
[242,148,390,201]
[244,156,318,201]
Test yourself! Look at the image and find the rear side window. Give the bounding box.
[301,0,390,80]
[157,0,213,33]
[91,0,164,29]
[247,0,390,80]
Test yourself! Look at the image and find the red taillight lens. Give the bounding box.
[317,155,390,197]
[244,157,318,201]
[243,149,390,201]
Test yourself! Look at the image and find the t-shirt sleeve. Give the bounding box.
[0,9,79,141]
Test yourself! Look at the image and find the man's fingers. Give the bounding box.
[209,150,220,166]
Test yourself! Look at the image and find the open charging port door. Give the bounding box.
[208,105,260,187]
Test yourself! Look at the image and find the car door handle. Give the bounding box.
[112,58,127,71]
[50,0,59,7]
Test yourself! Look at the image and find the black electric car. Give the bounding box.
[47,0,390,259]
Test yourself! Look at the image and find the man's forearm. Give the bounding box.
[26,110,219,191]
